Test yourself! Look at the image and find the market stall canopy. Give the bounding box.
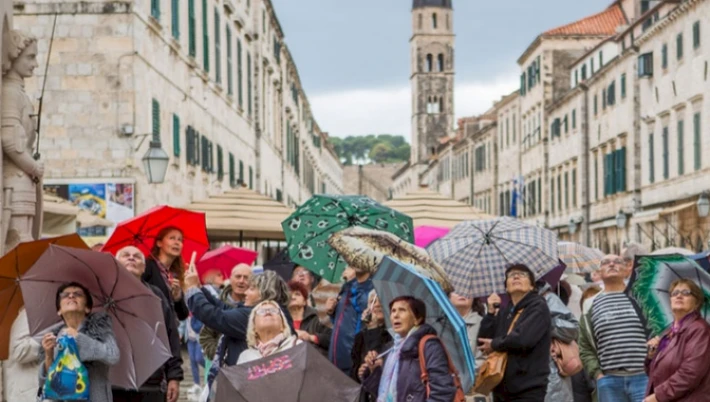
[383,187,493,228]
[42,193,114,236]
[183,187,294,241]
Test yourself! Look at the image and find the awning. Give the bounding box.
[630,208,663,225]
[383,188,493,228]
[183,187,293,241]
[659,201,696,216]
[589,218,618,231]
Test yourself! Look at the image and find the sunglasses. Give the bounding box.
[60,291,85,300]
[506,271,529,280]
[671,289,693,298]
[255,307,279,316]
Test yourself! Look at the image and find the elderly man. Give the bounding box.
[621,242,648,282]
[199,264,251,360]
[113,246,183,402]
[578,254,649,402]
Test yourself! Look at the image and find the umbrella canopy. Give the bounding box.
[629,254,710,336]
[373,257,476,392]
[414,225,450,248]
[0,234,88,360]
[427,217,559,298]
[20,245,172,389]
[102,205,209,263]
[215,342,360,402]
[282,194,413,282]
[558,242,604,274]
[650,247,694,256]
[328,226,453,293]
[383,187,493,228]
[263,249,296,282]
[197,245,258,282]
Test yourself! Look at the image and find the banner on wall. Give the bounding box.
[43,181,135,238]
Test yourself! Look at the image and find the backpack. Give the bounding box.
[551,338,583,377]
[418,334,466,402]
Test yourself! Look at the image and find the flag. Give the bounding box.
[510,177,518,217]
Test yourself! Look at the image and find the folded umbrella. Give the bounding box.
[215,342,360,402]
[372,257,476,392]
[629,254,710,336]
[427,217,559,299]
[197,245,258,282]
[20,245,172,389]
[414,225,450,248]
[0,234,88,360]
[101,205,209,263]
[328,226,453,293]
[558,241,604,274]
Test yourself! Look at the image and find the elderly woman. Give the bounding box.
[142,226,190,320]
[478,264,552,402]
[287,280,331,355]
[644,279,710,402]
[359,296,456,402]
[237,301,301,364]
[39,282,120,402]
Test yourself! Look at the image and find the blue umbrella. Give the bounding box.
[372,256,476,392]
[690,251,710,272]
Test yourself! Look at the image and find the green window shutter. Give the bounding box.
[649,134,655,183]
[171,0,179,38]
[621,73,627,99]
[238,160,244,184]
[228,153,235,186]
[202,0,209,72]
[188,0,196,56]
[557,175,562,212]
[618,148,627,192]
[248,166,253,189]
[535,55,541,84]
[693,21,701,49]
[226,26,233,95]
[602,88,607,109]
[563,116,568,134]
[594,95,598,115]
[237,39,243,108]
[185,126,193,164]
[677,33,683,60]
[662,43,668,69]
[172,114,180,157]
[151,0,161,20]
[572,168,577,207]
[217,145,223,180]
[247,52,252,116]
[151,99,160,140]
[214,8,221,83]
[572,109,576,129]
[662,127,669,179]
[694,112,702,170]
[599,51,603,66]
[603,154,610,196]
[594,157,599,200]
[564,173,569,209]
[550,179,555,213]
[678,119,685,175]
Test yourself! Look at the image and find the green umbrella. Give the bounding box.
[281,195,413,282]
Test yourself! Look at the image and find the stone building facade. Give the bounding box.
[342,163,404,203]
[12,0,342,218]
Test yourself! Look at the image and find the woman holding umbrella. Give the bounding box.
[644,279,710,402]
[39,282,120,402]
[143,227,191,320]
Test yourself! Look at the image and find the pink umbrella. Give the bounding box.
[414,226,450,248]
[197,245,258,282]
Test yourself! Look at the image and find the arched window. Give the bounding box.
[432,13,437,29]
[426,54,433,72]
[437,54,444,72]
[438,97,444,113]
[418,13,423,29]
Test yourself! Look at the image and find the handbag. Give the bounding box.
[551,338,583,377]
[418,335,466,402]
[43,335,90,401]
[473,309,523,395]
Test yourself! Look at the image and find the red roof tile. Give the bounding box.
[544,3,627,36]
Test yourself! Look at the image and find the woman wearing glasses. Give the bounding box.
[237,300,301,364]
[644,279,710,402]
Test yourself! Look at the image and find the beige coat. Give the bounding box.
[2,308,40,402]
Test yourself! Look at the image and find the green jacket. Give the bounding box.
[578,294,600,381]
[198,285,240,359]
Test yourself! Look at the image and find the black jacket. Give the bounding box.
[298,306,332,356]
[142,258,190,321]
[145,282,184,386]
[479,291,551,400]
[350,325,392,402]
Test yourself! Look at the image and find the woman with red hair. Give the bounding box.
[142,226,190,320]
[287,280,331,355]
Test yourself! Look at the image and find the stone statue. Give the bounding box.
[0,30,43,254]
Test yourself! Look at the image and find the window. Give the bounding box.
[638,53,653,77]
[226,26,233,95]
[551,118,561,138]
[615,148,626,193]
[550,178,555,213]
[678,119,685,175]
[662,126,669,179]
[171,0,179,38]
[604,152,613,196]
[418,13,422,29]
[572,109,576,129]
[249,166,253,189]
[557,175,562,212]
[237,39,243,108]
[564,172,569,209]
[437,54,444,72]
[151,0,160,19]
[677,33,684,60]
[574,70,579,86]
[581,65,587,80]
[247,52,252,116]
[512,114,516,142]
[152,99,160,140]
[694,112,702,170]
[172,114,180,157]
[520,72,526,96]
[621,73,627,99]
[506,118,509,146]
[661,43,668,69]
[238,160,244,184]
[185,126,199,165]
[216,145,223,180]
[432,13,437,29]
[262,9,266,33]
[594,95,598,115]
[607,81,616,106]
[426,54,433,72]
[572,168,577,207]
[563,115,568,134]
[446,14,450,29]
[693,21,701,49]
[649,133,655,183]
[591,58,595,75]
[594,156,599,200]
[602,88,607,110]
[599,51,603,66]
[228,153,235,187]
[202,0,209,72]
[188,0,196,56]
[214,8,221,83]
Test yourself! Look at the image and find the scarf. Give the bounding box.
[155,258,172,287]
[377,327,417,402]
[257,333,286,357]
[658,311,697,355]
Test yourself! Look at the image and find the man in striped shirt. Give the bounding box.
[578,254,650,402]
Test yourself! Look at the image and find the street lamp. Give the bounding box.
[616,210,627,228]
[141,140,170,184]
[697,192,710,217]
[568,219,577,234]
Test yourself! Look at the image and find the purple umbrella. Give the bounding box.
[479,261,567,308]
[20,245,171,390]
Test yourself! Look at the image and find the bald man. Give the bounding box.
[112,246,183,402]
[199,264,252,359]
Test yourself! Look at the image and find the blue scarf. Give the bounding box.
[377,327,417,402]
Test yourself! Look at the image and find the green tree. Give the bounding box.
[330,134,410,165]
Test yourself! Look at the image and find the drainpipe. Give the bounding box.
[579,82,591,246]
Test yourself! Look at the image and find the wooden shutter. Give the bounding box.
[649,134,655,183]
[202,0,209,72]
[188,0,196,56]
[151,99,160,141]
[217,145,224,180]
[678,119,685,175]
[172,114,180,157]
[694,112,702,170]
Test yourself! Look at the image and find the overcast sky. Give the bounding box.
[270,0,611,139]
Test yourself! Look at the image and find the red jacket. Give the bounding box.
[646,313,710,401]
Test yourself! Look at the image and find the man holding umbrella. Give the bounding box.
[113,246,184,402]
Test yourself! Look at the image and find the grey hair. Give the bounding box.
[622,242,648,262]
[249,270,290,306]
[246,300,292,348]
[115,245,146,263]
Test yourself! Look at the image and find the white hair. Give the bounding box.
[115,245,146,263]
[245,300,292,348]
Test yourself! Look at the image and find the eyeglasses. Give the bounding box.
[671,289,693,298]
[506,272,528,280]
[255,307,279,316]
[60,291,85,300]
[600,259,625,266]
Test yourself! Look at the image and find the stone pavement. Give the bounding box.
[178,348,200,402]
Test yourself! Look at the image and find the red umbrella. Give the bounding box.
[197,245,258,282]
[102,205,209,262]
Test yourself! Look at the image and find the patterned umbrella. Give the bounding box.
[629,254,710,336]
[427,217,559,298]
[558,242,604,274]
[328,226,453,293]
[282,195,413,282]
[372,257,476,392]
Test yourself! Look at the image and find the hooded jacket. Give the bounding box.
[199,284,240,359]
[328,277,374,372]
[479,291,552,399]
[297,306,332,356]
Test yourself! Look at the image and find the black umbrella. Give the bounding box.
[263,249,296,282]
[215,343,360,402]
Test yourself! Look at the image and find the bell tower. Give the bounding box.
[410,0,455,164]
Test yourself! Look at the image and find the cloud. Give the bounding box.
[309,71,519,140]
